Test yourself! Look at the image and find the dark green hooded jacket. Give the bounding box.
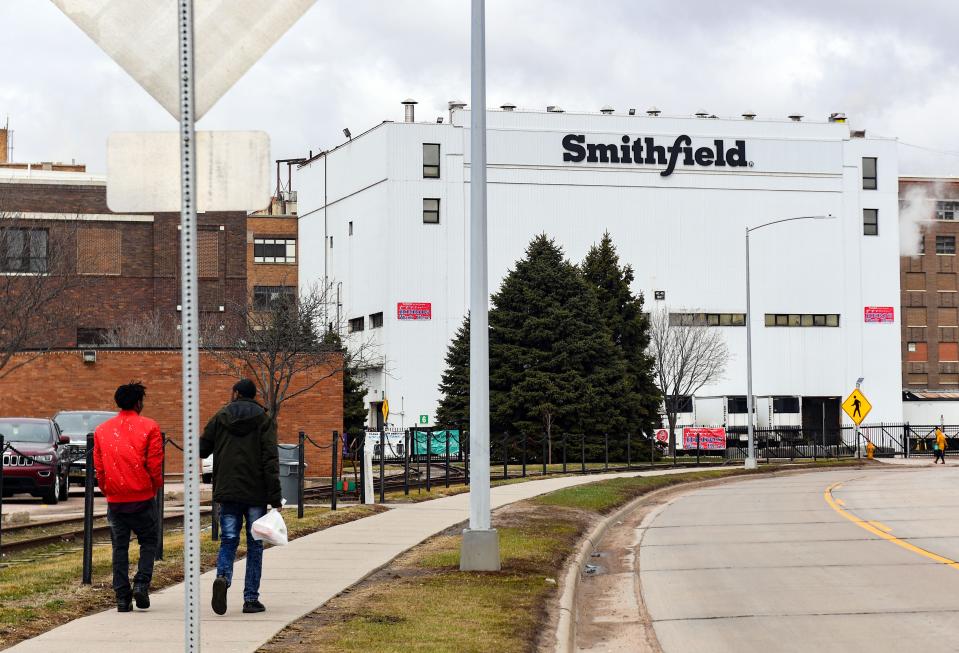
[199,398,282,507]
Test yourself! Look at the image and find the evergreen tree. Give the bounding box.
[581,232,662,447]
[436,314,470,429]
[489,235,626,454]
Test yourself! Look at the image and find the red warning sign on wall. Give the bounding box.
[397,302,432,320]
[864,306,894,323]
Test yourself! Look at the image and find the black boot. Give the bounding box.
[133,584,150,609]
[212,576,228,615]
[117,597,133,613]
[242,600,266,614]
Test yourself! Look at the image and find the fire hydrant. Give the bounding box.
[866,441,876,460]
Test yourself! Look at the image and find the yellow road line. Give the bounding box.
[824,482,959,570]
[868,521,893,533]
[835,498,845,506]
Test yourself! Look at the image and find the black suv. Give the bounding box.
[0,418,71,504]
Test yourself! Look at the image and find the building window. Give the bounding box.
[764,313,840,327]
[0,228,47,273]
[349,221,354,236]
[937,235,956,255]
[423,198,440,224]
[727,396,748,414]
[862,157,877,190]
[940,342,959,362]
[253,238,296,264]
[77,226,121,275]
[76,328,108,346]
[252,285,296,311]
[863,209,878,236]
[348,316,365,333]
[369,312,384,328]
[423,143,441,178]
[907,341,927,362]
[667,395,693,413]
[773,396,800,413]
[936,201,959,221]
[668,312,746,326]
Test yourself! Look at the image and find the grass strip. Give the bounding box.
[0,504,385,649]
[261,460,866,653]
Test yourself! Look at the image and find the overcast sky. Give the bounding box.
[2,0,958,178]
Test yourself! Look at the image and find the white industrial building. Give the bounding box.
[297,101,902,433]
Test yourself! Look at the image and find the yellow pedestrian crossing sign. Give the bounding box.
[842,389,871,425]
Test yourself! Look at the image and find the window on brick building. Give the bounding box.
[252,285,296,311]
[908,373,928,385]
[254,238,296,264]
[199,230,219,278]
[936,201,959,221]
[937,235,956,255]
[907,342,927,362]
[939,342,959,362]
[77,226,121,275]
[0,228,47,273]
[76,327,108,346]
[939,307,959,326]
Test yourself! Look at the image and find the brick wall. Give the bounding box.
[0,350,343,477]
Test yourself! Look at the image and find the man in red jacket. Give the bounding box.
[93,382,164,612]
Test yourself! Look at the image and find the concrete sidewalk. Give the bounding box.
[7,468,696,653]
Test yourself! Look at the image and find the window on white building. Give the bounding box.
[863,209,878,236]
[369,312,384,328]
[668,312,745,326]
[862,157,877,190]
[253,238,296,264]
[348,317,365,333]
[423,198,440,224]
[764,313,840,327]
[423,143,441,178]
[773,397,800,413]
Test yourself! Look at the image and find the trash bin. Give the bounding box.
[277,444,305,506]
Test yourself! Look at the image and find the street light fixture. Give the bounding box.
[744,215,836,470]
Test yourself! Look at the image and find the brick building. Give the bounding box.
[247,191,298,314]
[0,349,343,476]
[0,167,248,346]
[900,176,959,390]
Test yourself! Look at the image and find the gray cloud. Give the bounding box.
[2,0,958,176]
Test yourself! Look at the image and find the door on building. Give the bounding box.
[371,402,384,431]
[802,397,841,444]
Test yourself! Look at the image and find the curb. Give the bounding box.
[554,488,663,653]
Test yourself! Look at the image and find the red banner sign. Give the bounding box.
[682,427,727,450]
[654,429,669,443]
[864,306,894,323]
[397,302,432,320]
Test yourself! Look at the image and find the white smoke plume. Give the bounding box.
[899,183,941,257]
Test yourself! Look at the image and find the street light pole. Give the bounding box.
[460,0,500,571]
[744,215,834,470]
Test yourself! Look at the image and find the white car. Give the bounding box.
[202,454,212,484]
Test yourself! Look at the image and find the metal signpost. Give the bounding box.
[460,0,500,572]
[842,381,872,458]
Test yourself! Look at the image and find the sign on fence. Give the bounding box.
[413,430,461,455]
[682,427,727,450]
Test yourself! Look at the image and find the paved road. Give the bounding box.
[640,466,959,652]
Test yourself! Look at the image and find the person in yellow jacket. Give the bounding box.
[934,428,947,464]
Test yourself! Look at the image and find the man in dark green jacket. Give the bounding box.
[200,379,282,616]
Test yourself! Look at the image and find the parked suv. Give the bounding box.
[0,418,70,504]
[53,411,116,485]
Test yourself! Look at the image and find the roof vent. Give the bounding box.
[448,100,467,111]
[742,111,757,120]
[500,102,516,111]
[851,129,866,138]
[401,98,418,123]
[788,113,803,122]
[628,108,636,116]
[646,106,661,116]
[436,117,444,124]
[694,110,709,118]
[546,105,564,113]
[828,112,847,123]
[600,106,614,115]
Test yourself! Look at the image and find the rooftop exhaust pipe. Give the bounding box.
[628,108,636,115]
[402,98,418,123]
[500,102,516,111]
[742,111,757,120]
[695,110,709,118]
[448,100,467,124]
[600,106,614,115]
[788,113,803,122]
[646,106,661,116]
[828,112,847,123]
[546,105,564,113]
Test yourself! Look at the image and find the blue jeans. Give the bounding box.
[215,502,267,602]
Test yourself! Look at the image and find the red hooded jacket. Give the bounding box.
[93,410,164,504]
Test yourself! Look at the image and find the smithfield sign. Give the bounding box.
[562,134,749,176]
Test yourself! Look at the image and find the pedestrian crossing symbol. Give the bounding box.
[842,389,872,425]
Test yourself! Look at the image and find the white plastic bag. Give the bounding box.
[251,507,288,546]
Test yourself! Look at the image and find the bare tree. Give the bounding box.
[0,212,85,378]
[103,309,179,348]
[647,308,729,455]
[204,281,379,420]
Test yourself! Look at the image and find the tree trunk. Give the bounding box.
[667,413,677,457]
